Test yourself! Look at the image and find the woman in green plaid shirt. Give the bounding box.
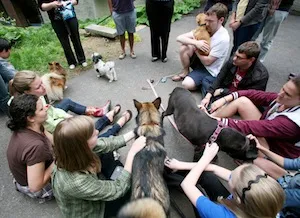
[52,116,146,218]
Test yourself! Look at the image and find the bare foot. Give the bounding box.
[117,110,132,127]
[106,104,121,123]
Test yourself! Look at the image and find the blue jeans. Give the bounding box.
[95,115,121,138]
[231,23,261,55]
[0,63,14,115]
[188,65,216,97]
[252,10,289,62]
[55,98,86,115]
[0,74,10,115]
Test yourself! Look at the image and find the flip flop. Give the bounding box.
[172,74,186,82]
[113,104,121,117]
[118,110,132,127]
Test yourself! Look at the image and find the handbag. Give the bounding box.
[58,2,76,21]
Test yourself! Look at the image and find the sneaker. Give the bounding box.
[119,53,126,60]
[162,57,168,63]
[151,57,159,62]
[69,64,75,70]
[82,62,88,67]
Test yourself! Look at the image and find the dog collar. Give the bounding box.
[199,23,206,27]
[208,121,225,143]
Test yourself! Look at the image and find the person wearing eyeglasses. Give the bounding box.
[165,143,284,218]
[201,41,269,108]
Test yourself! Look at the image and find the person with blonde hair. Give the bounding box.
[9,70,132,134]
[52,116,146,218]
[165,143,285,218]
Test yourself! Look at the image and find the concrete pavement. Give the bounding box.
[1,9,300,218]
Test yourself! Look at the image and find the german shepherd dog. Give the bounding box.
[162,87,258,160]
[127,97,169,216]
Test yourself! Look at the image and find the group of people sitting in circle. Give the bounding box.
[1,1,299,218]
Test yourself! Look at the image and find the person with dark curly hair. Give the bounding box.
[6,94,54,201]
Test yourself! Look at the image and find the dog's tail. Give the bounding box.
[117,198,166,218]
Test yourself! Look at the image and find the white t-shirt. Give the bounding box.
[204,26,230,77]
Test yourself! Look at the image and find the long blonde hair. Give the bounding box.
[9,70,37,96]
[219,164,284,218]
[53,116,101,173]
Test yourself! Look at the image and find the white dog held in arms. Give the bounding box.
[92,53,117,82]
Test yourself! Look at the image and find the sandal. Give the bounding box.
[106,104,121,123]
[130,52,137,59]
[172,73,186,82]
[117,110,132,127]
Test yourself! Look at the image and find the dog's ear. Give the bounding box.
[152,97,161,110]
[245,138,258,159]
[48,62,52,66]
[134,99,142,111]
[55,62,60,66]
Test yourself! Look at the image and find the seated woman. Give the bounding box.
[9,70,110,115]
[209,74,300,158]
[6,94,54,200]
[52,116,146,218]
[252,135,300,217]
[9,70,131,133]
[166,143,285,218]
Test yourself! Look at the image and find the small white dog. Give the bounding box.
[92,53,117,82]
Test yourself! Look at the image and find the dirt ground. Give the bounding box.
[82,35,121,61]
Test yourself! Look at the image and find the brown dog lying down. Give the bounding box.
[194,13,211,56]
[162,87,258,161]
[41,62,67,102]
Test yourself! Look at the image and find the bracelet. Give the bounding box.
[223,97,228,105]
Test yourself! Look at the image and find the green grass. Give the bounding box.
[1,0,200,74]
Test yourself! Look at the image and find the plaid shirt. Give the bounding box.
[52,136,131,218]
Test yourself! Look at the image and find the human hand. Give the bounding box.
[202,142,219,162]
[200,97,210,108]
[213,88,222,97]
[164,157,181,171]
[210,98,226,113]
[53,1,63,8]
[194,40,210,53]
[247,134,264,151]
[129,136,146,156]
[230,21,241,31]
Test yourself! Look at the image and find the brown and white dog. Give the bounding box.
[194,13,211,56]
[41,62,67,102]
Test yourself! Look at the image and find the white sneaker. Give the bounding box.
[82,62,88,67]
[69,64,75,70]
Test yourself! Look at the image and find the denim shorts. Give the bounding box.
[112,9,136,35]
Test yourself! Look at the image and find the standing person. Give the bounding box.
[210,75,300,159]
[108,0,137,60]
[172,143,285,218]
[252,0,295,62]
[201,41,269,108]
[229,0,268,55]
[7,94,54,201]
[38,0,87,70]
[146,0,174,63]
[0,38,16,115]
[172,3,230,97]
[52,116,146,218]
